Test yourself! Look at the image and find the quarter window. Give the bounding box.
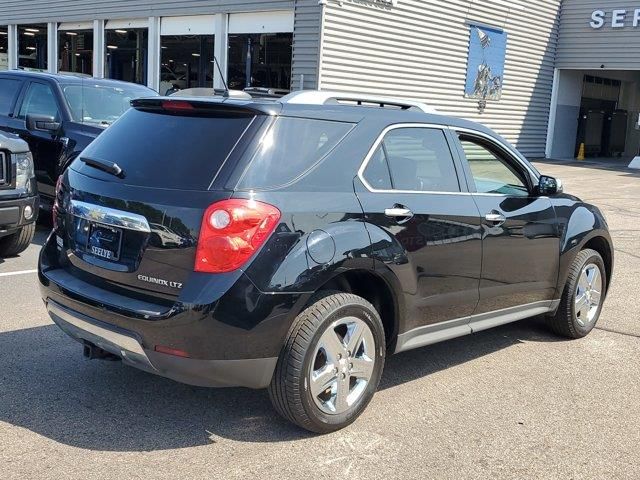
[18,83,60,120]
[459,136,529,196]
[363,127,460,193]
[238,117,353,190]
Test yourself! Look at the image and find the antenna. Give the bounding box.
[213,55,229,98]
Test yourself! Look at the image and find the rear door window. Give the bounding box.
[72,108,256,190]
[362,127,460,193]
[0,78,23,116]
[237,117,354,190]
[18,82,60,120]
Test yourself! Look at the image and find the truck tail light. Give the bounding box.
[195,199,281,273]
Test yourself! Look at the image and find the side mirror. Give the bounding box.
[26,114,61,134]
[538,175,563,196]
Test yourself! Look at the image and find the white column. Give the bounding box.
[47,22,58,73]
[7,24,18,70]
[93,19,105,78]
[545,68,560,159]
[213,13,228,89]
[147,16,160,92]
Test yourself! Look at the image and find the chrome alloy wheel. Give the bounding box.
[575,263,603,327]
[309,317,376,415]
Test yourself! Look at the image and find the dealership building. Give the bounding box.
[1,0,639,160]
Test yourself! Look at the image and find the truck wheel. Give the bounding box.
[269,292,386,433]
[0,223,35,257]
[547,248,607,339]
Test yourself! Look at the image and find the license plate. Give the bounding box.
[87,223,123,262]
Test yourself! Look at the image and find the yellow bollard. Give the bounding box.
[577,143,585,161]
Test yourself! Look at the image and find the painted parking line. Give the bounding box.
[0,269,38,278]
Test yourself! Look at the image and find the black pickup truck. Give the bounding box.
[0,71,156,211]
[0,132,37,256]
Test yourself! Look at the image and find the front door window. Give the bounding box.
[459,137,529,196]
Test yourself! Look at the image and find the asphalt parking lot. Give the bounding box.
[1,160,639,480]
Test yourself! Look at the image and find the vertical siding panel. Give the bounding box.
[291,0,322,90]
[319,0,561,158]
[556,1,640,70]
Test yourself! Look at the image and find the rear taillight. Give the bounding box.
[195,199,281,273]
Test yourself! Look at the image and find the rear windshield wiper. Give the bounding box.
[80,156,124,178]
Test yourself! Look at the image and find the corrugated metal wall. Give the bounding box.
[292,0,322,90]
[0,1,294,23]
[557,1,640,70]
[319,0,561,158]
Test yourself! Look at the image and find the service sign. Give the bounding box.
[590,9,640,28]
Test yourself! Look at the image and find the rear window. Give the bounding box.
[237,117,354,190]
[0,79,22,116]
[73,108,255,190]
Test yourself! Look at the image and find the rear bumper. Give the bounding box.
[46,299,278,389]
[0,195,38,235]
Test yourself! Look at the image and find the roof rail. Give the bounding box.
[280,90,437,113]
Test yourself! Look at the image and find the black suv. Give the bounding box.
[39,92,613,433]
[0,71,156,210]
[0,132,38,256]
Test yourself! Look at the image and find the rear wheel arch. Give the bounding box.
[314,268,401,350]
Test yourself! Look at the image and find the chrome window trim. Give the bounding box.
[357,123,470,196]
[70,200,151,233]
[454,126,540,181]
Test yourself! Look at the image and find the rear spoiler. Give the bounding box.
[131,98,281,117]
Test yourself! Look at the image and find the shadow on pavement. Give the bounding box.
[0,317,561,451]
[534,158,640,177]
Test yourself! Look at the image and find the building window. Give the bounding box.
[105,28,148,85]
[227,33,292,91]
[59,29,93,75]
[18,24,48,70]
[160,35,214,96]
[0,26,8,71]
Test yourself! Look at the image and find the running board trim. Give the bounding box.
[394,300,557,354]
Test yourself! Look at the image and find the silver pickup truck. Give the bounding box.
[0,132,38,257]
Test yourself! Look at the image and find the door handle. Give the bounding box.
[485,212,506,226]
[385,207,414,222]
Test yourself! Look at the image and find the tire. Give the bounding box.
[268,292,386,434]
[0,223,35,257]
[547,248,607,339]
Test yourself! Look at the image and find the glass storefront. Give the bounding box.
[160,35,214,96]
[105,28,148,85]
[227,33,292,91]
[58,29,93,75]
[0,26,7,71]
[18,24,48,70]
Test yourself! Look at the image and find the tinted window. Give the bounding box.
[0,79,22,116]
[18,83,60,120]
[459,137,529,196]
[362,146,392,190]
[238,117,353,190]
[62,83,154,126]
[73,108,254,190]
[377,128,460,192]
